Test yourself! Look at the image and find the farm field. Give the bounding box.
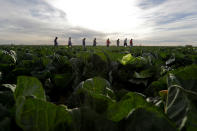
[0,45,197,131]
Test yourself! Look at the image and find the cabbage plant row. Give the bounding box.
[0,45,197,131]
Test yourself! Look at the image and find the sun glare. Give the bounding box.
[45,0,151,38]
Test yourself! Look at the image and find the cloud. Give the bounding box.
[136,0,197,46]
[137,0,166,9]
[0,0,106,45]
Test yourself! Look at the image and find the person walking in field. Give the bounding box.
[130,38,133,47]
[68,37,72,47]
[124,38,127,47]
[117,39,120,47]
[82,38,86,47]
[54,37,58,46]
[93,38,97,46]
[106,38,110,47]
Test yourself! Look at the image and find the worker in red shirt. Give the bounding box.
[106,38,110,47]
[130,38,133,47]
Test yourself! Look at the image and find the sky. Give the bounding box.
[0,0,197,46]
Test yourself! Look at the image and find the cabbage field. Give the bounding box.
[0,45,197,131]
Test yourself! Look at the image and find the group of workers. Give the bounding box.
[54,37,133,47]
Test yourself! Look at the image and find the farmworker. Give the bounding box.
[117,39,120,47]
[93,38,97,46]
[54,37,58,46]
[68,37,72,47]
[82,38,86,47]
[106,38,110,47]
[124,38,127,47]
[130,38,133,47]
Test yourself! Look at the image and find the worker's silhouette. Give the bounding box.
[82,38,86,47]
[117,39,120,47]
[124,38,127,47]
[93,38,97,46]
[54,37,58,46]
[130,38,133,47]
[106,38,110,47]
[68,37,72,47]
